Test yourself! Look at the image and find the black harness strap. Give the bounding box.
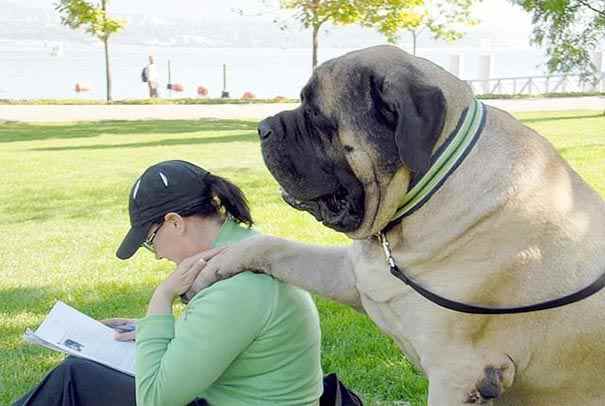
[388,261,605,315]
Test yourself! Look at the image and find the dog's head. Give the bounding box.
[258,45,473,238]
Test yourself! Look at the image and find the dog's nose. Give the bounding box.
[258,120,273,141]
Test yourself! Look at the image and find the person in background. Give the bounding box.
[13,160,323,406]
[143,55,159,98]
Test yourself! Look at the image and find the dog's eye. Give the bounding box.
[304,105,320,119]
[311,105,323,118]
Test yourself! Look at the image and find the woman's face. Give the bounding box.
[145,213,216,265]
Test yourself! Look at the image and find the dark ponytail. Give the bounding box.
[206,173,254,227]
[172,168,254,227]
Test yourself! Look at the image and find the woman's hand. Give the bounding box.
[183,236,270,301]
[158,248,226,300]
[100,318,137,342]
[148,248,226,315]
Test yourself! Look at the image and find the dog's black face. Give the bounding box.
[258,72,365,232]
[258,46,446,233]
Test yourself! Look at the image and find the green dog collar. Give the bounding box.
[390,99,486,224]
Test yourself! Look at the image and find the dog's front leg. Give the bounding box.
[186,235,362,310]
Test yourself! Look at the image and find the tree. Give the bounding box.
[239,1,475,69]
[513,0,605,81]
[368,0,478,56]
[278,1,424,70]
[280,0,360,70]
[55,0,126,102]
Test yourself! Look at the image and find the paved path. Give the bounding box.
[486,96,604,113]
[1,97,603,123]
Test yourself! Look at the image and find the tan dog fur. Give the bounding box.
[191,46,605,405]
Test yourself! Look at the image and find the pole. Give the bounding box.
[221,64,230,98]
[478,54,493,95]
[168,60,172,98]
[592,50,604,92]
[448,54,462,77]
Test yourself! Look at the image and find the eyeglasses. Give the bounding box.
[142,221,164,253]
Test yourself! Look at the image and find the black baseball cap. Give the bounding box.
[116,160,210,260]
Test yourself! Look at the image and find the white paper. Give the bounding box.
[24,301,135,376]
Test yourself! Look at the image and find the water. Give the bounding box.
[0,40,551,100]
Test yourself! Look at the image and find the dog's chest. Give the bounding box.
[350,241,409,300]
[360,293,424,369]
[352,249,426,368]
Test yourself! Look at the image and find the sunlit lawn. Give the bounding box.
[1,110,603,405]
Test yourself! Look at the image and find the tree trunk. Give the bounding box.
[412,30,417,56]
[103,36,112,102]
[312,24,319,71]
[101,0,112,102]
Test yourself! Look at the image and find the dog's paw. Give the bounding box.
[464,389,486,404]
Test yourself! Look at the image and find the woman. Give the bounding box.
[14,160,323,406]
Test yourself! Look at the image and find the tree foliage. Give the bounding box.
[366,0,477,55]
[281,0,365,28]
[514,0,605,80]
[275,0,477,67]
[367,0,476,40]
[279,0,416,68]
[55,0,125,40]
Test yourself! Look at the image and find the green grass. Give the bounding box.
[1,110,603,405]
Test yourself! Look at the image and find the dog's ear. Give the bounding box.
[379,73,446,174]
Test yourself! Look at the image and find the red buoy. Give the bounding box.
[242,91,256,100]
[197,85,208,97]
[167,83,184,92]
[75,82,92,92]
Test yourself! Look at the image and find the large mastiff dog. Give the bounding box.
[193,45,605,405]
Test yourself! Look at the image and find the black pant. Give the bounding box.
[14,357,360,406]
[13,356,207,406]
[13,356,135,406]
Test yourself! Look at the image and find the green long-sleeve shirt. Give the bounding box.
[135,218,323,406]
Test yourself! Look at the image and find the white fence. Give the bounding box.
[466,74,605,95]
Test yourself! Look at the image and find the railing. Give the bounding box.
[466,73,605,95]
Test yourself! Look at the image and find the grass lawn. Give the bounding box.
[1,110,603,405]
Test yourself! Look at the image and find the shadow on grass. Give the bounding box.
[0,119,258,143]
[30,132,258,152]
[0,280,158,336]
[520,112,605,124]
[0,286,55,316]
[0,185,125,225]
[1,172,281,226]
[0,287,150,340]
